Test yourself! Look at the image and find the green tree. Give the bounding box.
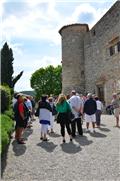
[1,42,23,88]
[30,65,62,100]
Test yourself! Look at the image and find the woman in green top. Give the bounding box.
[56,94,72,143]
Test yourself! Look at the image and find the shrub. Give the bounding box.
[1,114,14,135]
[0,85,11,113]
[0,114,14,154]
[4,108,14,119]
[1,127,9,153]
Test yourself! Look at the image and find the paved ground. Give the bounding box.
[1,115,120,181]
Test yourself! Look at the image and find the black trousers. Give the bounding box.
[71,118,83,136]
[60,121,72,137]
[58,113,72,137]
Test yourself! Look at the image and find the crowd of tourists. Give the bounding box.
[13,91,120,144]
[13,95,35,144]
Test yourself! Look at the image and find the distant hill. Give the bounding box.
[20,90,36,97]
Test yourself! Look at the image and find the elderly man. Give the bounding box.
[111,93,120,127]
[69,90,83,137]
[83,93,97,132]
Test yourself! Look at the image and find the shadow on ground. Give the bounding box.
[89,131,107,138]
[100,123,106,127]
[12,140,26,156]
[74,135,93,146]
[1,143,10,178]
[12,128,33,156]
[22,127,33,139]
[98,127,111,132]
[48,132,61,138]
[1,127,33,178]
[37,141,58,152]
[60,141,82,154]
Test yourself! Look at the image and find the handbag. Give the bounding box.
[52,105,57,115]
[68,111,75,121]
[56,113,61,123]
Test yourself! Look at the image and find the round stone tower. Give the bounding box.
[59,23,89,94]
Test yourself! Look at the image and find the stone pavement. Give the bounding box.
[1,115,120,181]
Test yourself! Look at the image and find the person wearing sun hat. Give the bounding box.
[13,94,26,144]
[36,95,52,141]
[48,96,57,133]
[83,93,97,132]
[69,90,83,137]
[111,93,120,127]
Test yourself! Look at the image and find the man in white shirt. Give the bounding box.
[111,93,120,127]
[69,90,83,137]
[95,97,103,128]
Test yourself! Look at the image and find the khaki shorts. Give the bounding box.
[114,108,120,117]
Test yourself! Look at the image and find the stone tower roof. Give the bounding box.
[59,23,89,35]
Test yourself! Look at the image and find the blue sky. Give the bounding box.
[0,0,117,92]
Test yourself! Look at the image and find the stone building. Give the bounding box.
[59,1,120,105]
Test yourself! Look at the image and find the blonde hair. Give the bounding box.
[56,94,66,104]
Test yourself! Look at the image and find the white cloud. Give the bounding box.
[2,0,62,45]
[2,1,115,45]
[13,54,61,91]
[60,3,112,29]
[1,0,116,91]
[14,55,61,71]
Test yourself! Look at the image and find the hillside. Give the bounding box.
[20,90,35,97]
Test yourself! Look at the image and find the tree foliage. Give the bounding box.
[1,42,23,88]
[0,85,11,113]
[1,42,14,87]
[30,65,62,100]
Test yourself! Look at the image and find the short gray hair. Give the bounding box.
[87,93,92,98]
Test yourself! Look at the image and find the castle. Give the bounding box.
[59,1,120,105]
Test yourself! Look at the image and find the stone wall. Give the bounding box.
[59,1,120,105]
[60,24,88,94]
[84,1,120,104]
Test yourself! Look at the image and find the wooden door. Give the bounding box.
[97,85,104,102]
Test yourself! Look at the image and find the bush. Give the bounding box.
[0,85,11,113]
[4,108,14,119]
[1,127,9,153]
[0,114,14,154]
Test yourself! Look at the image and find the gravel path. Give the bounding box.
[1,115,120,181]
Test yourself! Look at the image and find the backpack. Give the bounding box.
[52,104,57,115]
[13,102,19,121]
[13,102,29,121]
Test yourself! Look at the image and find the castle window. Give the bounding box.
[109,36,120,56]
[81,70,84,78]
[109,41,120,56]
[109,46,115,56]
[117,41,120,52]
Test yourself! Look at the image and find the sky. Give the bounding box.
[0,0,117,92]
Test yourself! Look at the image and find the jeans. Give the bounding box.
[96,110,102,126]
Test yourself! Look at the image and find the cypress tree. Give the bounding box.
[1,42,23,88]
[1,42,14,87]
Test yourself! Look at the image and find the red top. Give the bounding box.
[18,103,24,113]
